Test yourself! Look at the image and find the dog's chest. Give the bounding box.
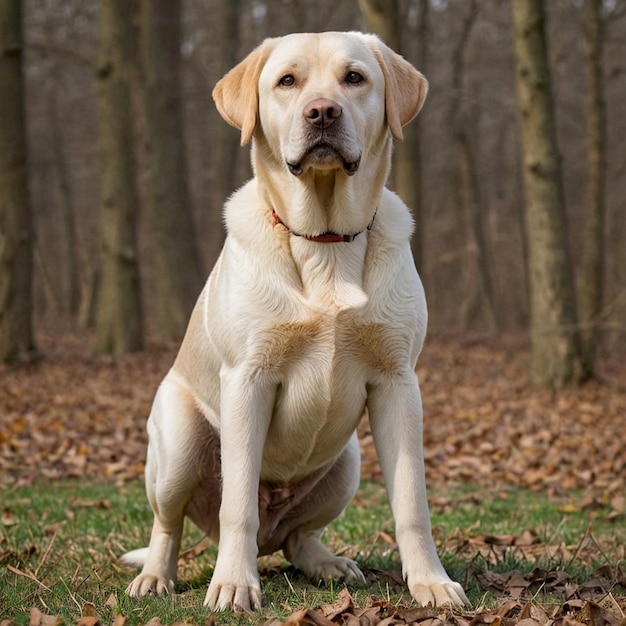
[256,313,401,376]
[258,310,402,481]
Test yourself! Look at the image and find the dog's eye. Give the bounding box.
[345,71,364,85]
[278,74,295,87]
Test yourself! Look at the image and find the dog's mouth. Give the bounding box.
[286,143,361,177]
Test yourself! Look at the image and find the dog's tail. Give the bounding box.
[120,537,207,569]
[120,547,149,569]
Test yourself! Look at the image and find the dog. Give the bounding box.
[122,31,468,612]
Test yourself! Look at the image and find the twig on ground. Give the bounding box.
[35,528,58,579]
[7,564,52,592]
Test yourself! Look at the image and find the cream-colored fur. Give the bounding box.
[122,31,468,612]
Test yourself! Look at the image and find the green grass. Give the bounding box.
[1,480,623,625]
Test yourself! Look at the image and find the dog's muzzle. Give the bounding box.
[287,149,360,177]
[286,98,361,176]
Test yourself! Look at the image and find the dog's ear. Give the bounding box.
[212,39,277,146]
[369,37,428,142]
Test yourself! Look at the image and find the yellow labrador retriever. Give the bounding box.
[122,31,468,612]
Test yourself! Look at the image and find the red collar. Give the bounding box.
[271,209,377,243]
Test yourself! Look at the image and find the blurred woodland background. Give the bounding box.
[1,0,625,387]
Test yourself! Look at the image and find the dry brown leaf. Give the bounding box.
[355,605,385,626]
[552,617,580,626]
[584,602,621,626]
[376,530,398,547]
[28,608,62,626]
[475,570,511,593]
[283,607,334,626]
[319,588,353,620]
[519,603,550,625]
[507,572,530,601]
[514,620,541,626]
[71,499,112,510]
[394,606,437,622]
[419,616,443,625]
[1,507,19,526]
[178,539,210,563]
[104,594,117,608]
[467,609,503,626]
[494,601,522,620]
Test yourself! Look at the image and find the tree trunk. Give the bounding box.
[579,0,606,376]
[450,0,497,332]
[0,2,36,362]
[411,0,429,273]
[141,0,203,340]
[47,66,80,317]
[206,0,241,269]
[358,0,399,46]
[457,129,497,332]
[511,0,584,388]
[95,0,143,355]
[358,0,427,271]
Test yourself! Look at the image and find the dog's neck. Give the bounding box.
[252,137,391,241]
[271,209,376,243]
[253,163,390,310]
[250,134,393,308]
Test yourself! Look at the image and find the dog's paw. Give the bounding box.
[204,577,262,613]
[308,556,366,585]
[409,579,470,608]
[126,573,175,598]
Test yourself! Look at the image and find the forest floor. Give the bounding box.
[1,322,624,500]
[1,322,625,625]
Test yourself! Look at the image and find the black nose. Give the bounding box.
[304,98,342,129]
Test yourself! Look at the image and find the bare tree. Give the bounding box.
[579,0,607,376]
[358,0,399,45]
[511,0,584,387]
[208,0,241,261]
[358,0,427,270]
[140,0,203,340]
[449,0,497,332]
[46,63,80,317]
[0,1,36,362]
[94,0,143,355]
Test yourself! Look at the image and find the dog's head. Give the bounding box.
[213,32,428,179]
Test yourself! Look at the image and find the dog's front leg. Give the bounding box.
[204,368,274,612]
[368,377,469,608]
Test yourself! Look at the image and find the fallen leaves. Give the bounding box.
[28,607,64,626]
[264,589,443,626]
[475,567,599,601]
[1,329,625,511]
[2,582,625,626]
[0,329,172,488]
[263,587,626,626]
[361,336,626,520]
[25,603,114,626]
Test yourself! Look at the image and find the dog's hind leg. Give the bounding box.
[124,375,202,598]
[282,432,365,585]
